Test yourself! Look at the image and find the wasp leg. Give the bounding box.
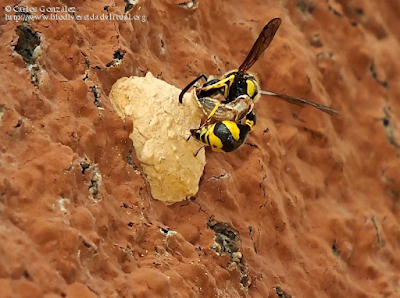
[197,76,232,99]
[179,74,208,104]
[194,146,205,157]
[205,101,221,123]
[198,95,253,123]
[244,109,257,130]
[203,77,220,86]
[196,100,223,131]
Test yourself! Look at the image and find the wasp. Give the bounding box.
[181,18,338,153]
[179,18,338,125]
[190,111,257,153]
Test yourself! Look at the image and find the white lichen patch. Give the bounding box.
[178,0,198,10]
[32,45,42,60]
[160,228,178,237]
[89,165,102,202]
[58,197,70,213]
[109,72,205,204]
[0,106,6,126]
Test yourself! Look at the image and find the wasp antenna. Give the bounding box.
[260,90,338,115]
[194,145,205,157]
[179,74,208,103]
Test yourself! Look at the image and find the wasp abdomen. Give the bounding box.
[214,121,250,152]
[191,120,253,153]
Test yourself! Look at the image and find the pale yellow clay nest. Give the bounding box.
[109,72,206,204]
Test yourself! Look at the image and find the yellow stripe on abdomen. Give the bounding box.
[221,121,240,141]
[206,125,224,151]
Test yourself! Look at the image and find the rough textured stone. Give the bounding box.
[1,0,400,297]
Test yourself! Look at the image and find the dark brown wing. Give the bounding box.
[260,90,339,115]
[238,18,282,73]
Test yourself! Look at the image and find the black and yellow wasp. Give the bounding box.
[180,18,338,153]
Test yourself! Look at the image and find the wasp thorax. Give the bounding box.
[224,71,260,102]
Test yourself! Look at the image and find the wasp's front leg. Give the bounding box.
[196,76,233,99]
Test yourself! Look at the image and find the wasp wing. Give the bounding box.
[260,90,338,115]
[238,18,282,73]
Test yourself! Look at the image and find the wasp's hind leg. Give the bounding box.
[179,74,208,103]
[244,109,257,130]
[194,146,205,157]
[187,127,206,156]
